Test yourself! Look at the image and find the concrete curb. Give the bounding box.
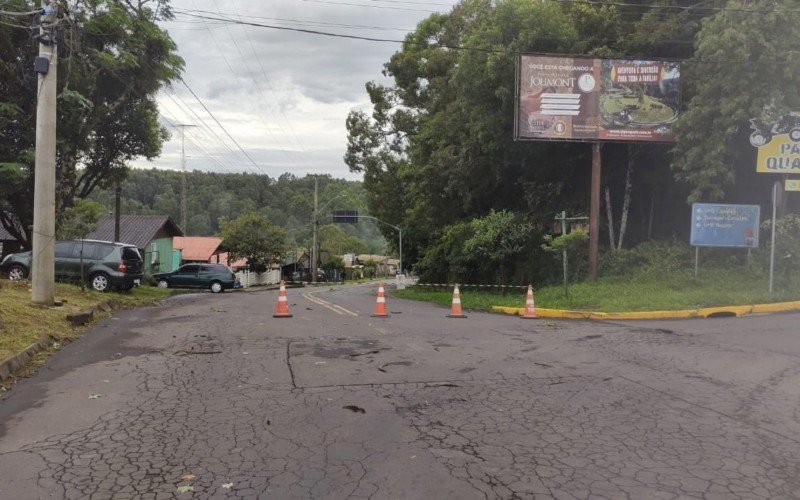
[0,299,114,382]
[492,300,800,320]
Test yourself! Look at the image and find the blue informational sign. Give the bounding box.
[690,203,760,248]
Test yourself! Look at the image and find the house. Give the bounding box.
[86,215,184,274]
[173,236,226,265]
[0,224,22,260]
[356,254,399,276]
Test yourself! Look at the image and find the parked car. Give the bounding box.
[0,240,144,292]
[152,263,237,293]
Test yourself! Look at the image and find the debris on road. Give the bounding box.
[88,393,101,399]
[177,485,194,494]
[378,361,412,372]
[174,348,223,356]
[349,350,380,357]
[179,473,196,481]
[343,405,366,413]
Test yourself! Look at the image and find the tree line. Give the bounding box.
[88,169,386,256]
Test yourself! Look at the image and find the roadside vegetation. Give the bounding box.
[0,280,171,365]
[395,239,800,312]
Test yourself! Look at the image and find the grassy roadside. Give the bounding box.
[394,270,800,313]
[0,280,172,364]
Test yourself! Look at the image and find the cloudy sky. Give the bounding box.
[131,0,458,180]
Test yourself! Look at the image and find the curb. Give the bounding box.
[492,300,800,320]
[0,299,114,382]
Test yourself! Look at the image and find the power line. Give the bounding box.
[171,10,800,65]
[227,0,313,166]
[179,77,268,175]
[298,0,440,13]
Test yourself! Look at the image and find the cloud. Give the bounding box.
[139,0,455,179]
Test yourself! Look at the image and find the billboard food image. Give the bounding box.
[516,55,681,142]
[750,112,800,173]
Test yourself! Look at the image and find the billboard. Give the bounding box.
[690,203,760,248]
[515,55,681,142]
[749,113,800,173]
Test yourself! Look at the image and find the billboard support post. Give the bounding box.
[589,143,601,281]
[694,247,699,279]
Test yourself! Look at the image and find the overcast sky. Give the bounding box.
[130,0,458,180]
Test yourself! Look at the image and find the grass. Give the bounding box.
[0,280,173,365]
[394,269,800,313]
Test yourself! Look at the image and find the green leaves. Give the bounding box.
[220,213,288,273]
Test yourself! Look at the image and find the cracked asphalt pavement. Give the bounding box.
[1,282,800,499]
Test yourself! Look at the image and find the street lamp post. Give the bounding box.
[311,182,349,284]
[356,216,402,277]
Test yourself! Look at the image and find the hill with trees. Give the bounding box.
[88,169,386,256]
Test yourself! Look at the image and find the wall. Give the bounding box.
[235,269,281,288]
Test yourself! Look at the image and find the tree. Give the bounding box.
[220,213,288,273]
[56,199,105,240]
[672,0,800,201]
[0,0,183,247]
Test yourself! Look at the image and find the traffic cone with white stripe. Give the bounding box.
[447,284,467,318]
[273,280,293,318]
[371,282,389,318]
[522,284,537,319]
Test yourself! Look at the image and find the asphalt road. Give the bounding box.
[1,282,799,499]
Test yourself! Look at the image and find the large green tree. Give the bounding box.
[672,0,800,202]
[220,213,288,273]
[0,0,182,247]
[345,0,707,282]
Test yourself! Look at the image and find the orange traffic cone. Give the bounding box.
[522,284,537,319]
[446,284,467,318]
[371,282,389,318]
[273,280,293,318]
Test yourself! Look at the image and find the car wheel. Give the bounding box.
[90,273,111,292]
[790,128,800,142]
[157,279,169,288]
[7,264,26,281]
[209,281,224,293]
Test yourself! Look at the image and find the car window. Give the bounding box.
[179,265,199,274]
[71,242,97,259]
[95,244,115,260]
[122,247,141,261]
[200,264,219,274]
[54,242,74,258]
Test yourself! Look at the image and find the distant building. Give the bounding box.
[87,215,183,274]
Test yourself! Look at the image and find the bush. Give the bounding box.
[600,240,693,278]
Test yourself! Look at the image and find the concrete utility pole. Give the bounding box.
[31,1,58,306]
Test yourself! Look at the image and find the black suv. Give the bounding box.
[0,240,144,292]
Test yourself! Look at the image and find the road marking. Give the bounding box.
[303,293,359,317]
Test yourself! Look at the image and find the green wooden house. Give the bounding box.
[87,215,184,275]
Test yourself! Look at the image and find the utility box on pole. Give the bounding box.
[31,3,58,306]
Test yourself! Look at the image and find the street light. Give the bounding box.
[356,215,402,278]
[312,188,349,284]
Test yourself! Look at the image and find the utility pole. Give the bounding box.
[31,1,58,306]
[114,178,121,242]
[312,177,318,284]
[174,124,195,233]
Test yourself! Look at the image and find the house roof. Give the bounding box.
[86,215,183,249]
[174,236,224,261]
[216,252,248,270]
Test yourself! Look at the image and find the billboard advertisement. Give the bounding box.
[690,203,760,248]
[749,113,800,173]
[515,55,681,142]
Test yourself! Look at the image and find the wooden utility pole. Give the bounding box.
[31,2,58,305]
[114,179,121,242]
[312,177,318,284]
[588,143,602,281]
